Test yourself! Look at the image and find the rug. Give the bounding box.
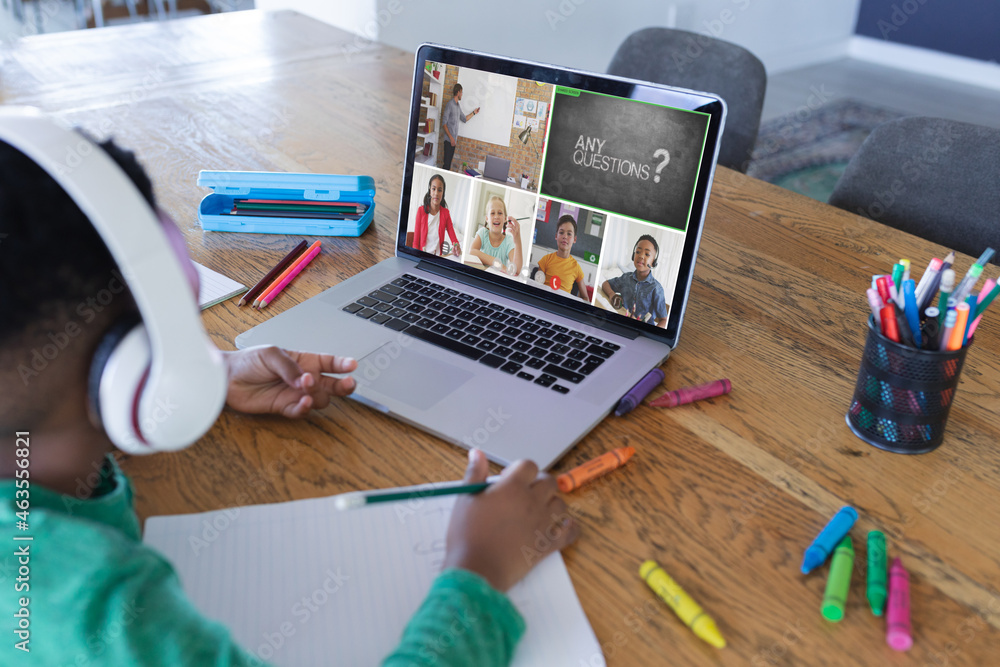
[747,99,907,203]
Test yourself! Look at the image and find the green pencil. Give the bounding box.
[334,480,494,510]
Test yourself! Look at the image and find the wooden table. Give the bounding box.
[5,10,999,665]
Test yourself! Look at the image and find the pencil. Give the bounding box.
[239,240,307,306]
[258,242,322,308]
[254,240,321,307]
[334,480,494,510]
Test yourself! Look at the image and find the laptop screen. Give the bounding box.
[398,45,725,344]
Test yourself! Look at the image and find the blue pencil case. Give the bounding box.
[196,170,375,236]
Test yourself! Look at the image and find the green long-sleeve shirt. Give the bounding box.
[1,456,524,666]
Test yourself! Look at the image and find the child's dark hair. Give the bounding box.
[556,215,577,235]
[0,135,154,348]
[422,174,448,211]
[633,234,659,268]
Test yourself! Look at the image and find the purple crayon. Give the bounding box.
[649,378,732,408]
[801,506,859,574]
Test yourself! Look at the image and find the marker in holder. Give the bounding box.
[847,316,970,454]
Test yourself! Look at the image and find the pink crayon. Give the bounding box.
[649,379,732,408]
[886,557,913,651]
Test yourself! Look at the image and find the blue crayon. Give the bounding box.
[801,506,859,574]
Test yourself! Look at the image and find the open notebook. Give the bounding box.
[144,491,604,666]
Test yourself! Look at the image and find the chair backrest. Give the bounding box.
[607,27,766,173]
[829,117,1000,262]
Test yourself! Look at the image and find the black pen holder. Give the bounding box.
[846,316,970,454]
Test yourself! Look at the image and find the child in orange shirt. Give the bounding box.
[536,215,588,297]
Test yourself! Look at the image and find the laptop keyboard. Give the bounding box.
[342,273,621,394]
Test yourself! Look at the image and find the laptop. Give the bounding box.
[235,44,726,470]
[482,154,511,184]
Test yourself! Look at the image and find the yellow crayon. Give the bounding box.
[639,560,726,649]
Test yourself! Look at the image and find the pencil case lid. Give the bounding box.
[197,170,376,201]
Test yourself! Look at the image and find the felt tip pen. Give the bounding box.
[975,247,995,266]
[880,305,900,343]
[947,303,970,350]
[937,269,955,325]
[938,310,957,351]
[903,280,921,348]
[963,294,978,345]
[890,263,905,305]
[876,276,892,306]
[615,368,665,416]
[968,279,998,338]
[952,263,983,304]
[914,257,942,307]
[900,259,911,285]
[866,288,884,324]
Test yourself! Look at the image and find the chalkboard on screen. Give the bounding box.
[540,89,709,231]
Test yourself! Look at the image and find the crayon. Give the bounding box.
[557,446,635,493]
[639,560,726,648]
[801,506,858,574]
[867,531,888,615]
[649,379,732,408]
[615,368,665,416]
[822,535,855,622]
[886,558,913,651]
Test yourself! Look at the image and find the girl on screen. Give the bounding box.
[469,195,523,275]
[412,174,461,257]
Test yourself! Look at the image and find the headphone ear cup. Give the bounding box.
[88,315,153,455]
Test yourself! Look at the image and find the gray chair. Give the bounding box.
[829,117,1000,263]
[608,27,766,173]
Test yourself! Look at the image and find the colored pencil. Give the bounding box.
[259,242,322,308]
[253,240,321,307]
[238,240,307,307]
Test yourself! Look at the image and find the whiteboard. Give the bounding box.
[456,67,516,147]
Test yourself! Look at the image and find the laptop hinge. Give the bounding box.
[415,260,643,340]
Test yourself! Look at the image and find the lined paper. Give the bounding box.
[194,262,245,309]
[144,493,604,666]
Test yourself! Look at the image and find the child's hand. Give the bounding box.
[506,216,520,239]
[223,346,357,418]
[443,449,580,592]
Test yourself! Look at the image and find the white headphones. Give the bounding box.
[0,107,228,454]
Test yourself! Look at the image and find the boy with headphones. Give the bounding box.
[601,234,669,328]
[0,109,577,666]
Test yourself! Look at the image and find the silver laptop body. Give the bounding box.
[235,44,726,470]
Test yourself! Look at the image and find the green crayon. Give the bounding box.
[822,535,855,622]
[867,531,888,616]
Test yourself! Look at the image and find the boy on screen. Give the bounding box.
[536,215,588,297]
[601,234,668,328]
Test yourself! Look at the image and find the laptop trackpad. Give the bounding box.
[356,344,473,411]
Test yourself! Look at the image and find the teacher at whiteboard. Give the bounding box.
[442,83,480,171]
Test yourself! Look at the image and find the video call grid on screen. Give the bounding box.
[403,55,714,331]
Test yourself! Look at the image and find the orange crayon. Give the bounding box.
[557,446,635,493]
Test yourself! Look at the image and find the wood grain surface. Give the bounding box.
[4,10,999,665]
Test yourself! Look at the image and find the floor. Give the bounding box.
[763,57,1000,129]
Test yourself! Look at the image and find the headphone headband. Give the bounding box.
[0,107,227,452]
